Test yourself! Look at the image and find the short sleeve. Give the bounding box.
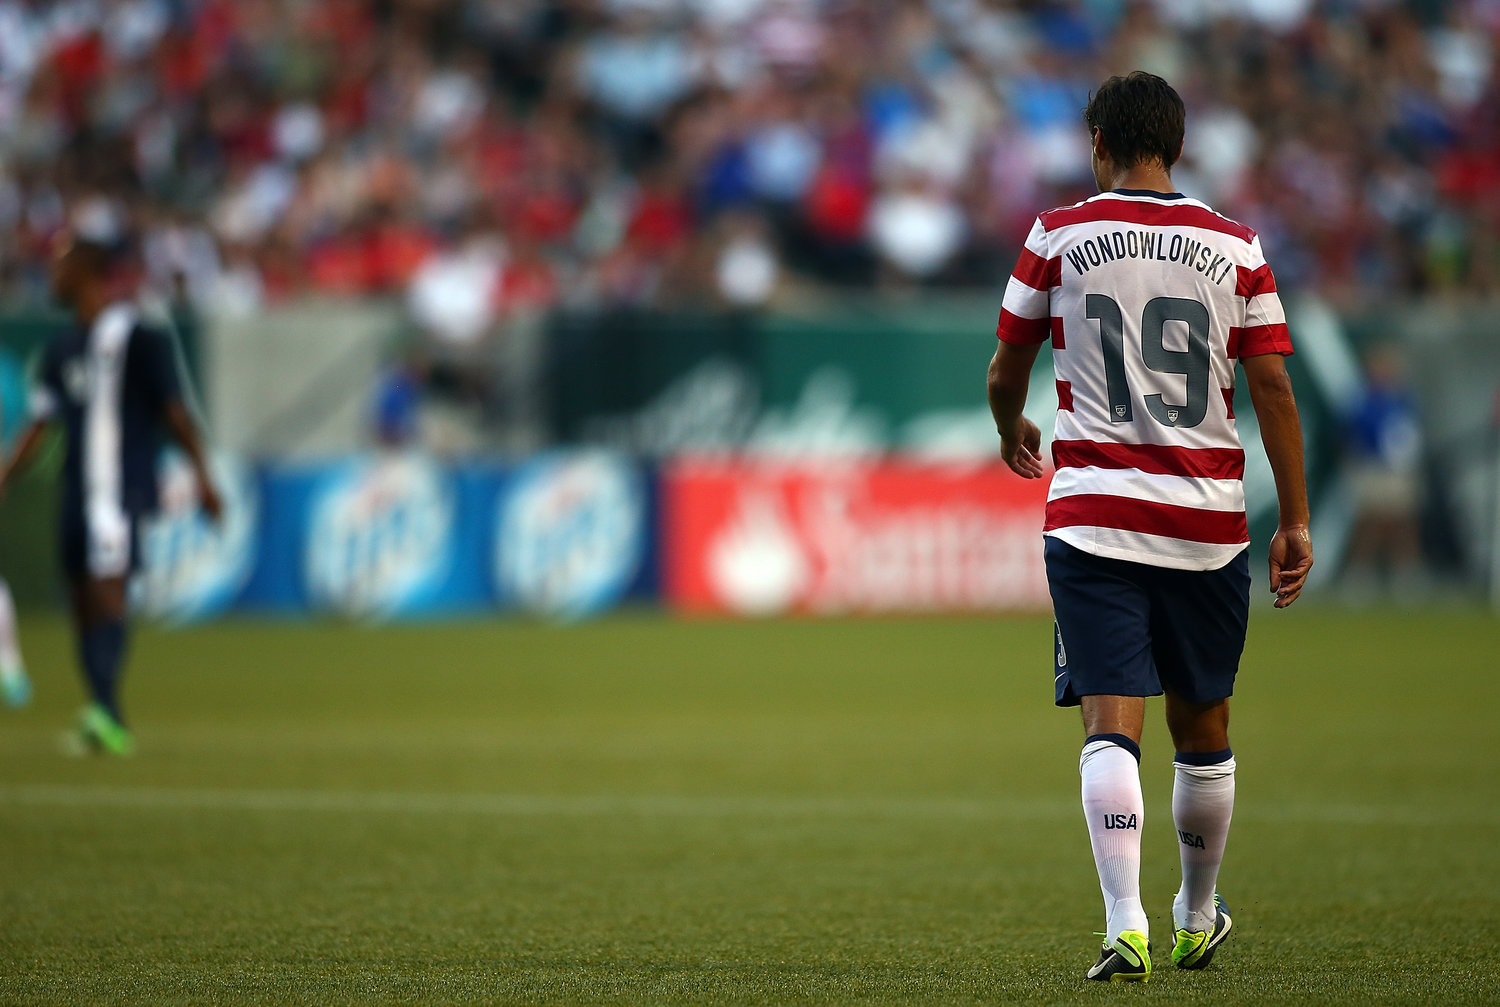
[1234,239,1293,358]
[133,326,183,410]
[995,217,1055,346]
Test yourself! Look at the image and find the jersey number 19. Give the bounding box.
[1086,293,1210,429]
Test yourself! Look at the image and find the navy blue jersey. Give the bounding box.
[31,304,182,519]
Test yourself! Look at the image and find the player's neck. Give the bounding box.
[1108,162,1176,195]
[72,289,109,326]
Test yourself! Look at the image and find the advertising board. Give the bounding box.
[664,459,1051,615]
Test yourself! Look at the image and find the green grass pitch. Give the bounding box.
[0,609,1496,1005]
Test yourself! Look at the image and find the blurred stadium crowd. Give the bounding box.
[0,0,1497,327]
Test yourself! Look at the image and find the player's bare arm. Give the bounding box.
[987,341,1045,479]
[164,400,223,522]
[0,419,50,500]
[1242,353,1313,608]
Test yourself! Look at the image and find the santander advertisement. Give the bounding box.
[664,459,1052,615]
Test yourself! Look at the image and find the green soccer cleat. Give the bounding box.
[1172,892,1233,969]
[77,704,135,757]
[1085,929,1151,983]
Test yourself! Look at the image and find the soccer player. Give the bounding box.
[987,72,1312,982]
[0,374,33,707]
[0,228,222,754]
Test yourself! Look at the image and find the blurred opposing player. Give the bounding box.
[0,352,33,707]
[987,73,1312,982]
[0,225,221,754]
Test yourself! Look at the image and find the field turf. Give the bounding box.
[0,609,1496,1005]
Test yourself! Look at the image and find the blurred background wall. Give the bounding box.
[0,0,1497,615]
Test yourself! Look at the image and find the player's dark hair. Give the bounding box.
[1084,72,1185,170]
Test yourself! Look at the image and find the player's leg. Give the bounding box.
[0,575,32,707]
[1148,554,1249,968]
[61,498,136,754]
[1080,690,1148,942]
[1079,694,1150,948]
[80,574,129,722]
[1082,694,1146,740]
[1165,693,1234,966]
[65,567,134,755]
[1046,538,1158,981]
[63,574,96,752]
[79,574,132,753]
[1165,693,1229,752]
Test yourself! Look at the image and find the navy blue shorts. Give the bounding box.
[1046,537,1250,708]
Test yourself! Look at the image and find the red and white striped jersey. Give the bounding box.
[996,189,1292,571]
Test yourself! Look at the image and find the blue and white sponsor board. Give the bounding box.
[304,454,457,618]
[495,451,649,619]
[157,450,656,621]
[137,450,259,622]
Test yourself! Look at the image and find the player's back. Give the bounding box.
[996,189,1291,571]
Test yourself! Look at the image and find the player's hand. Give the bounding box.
[1268,523,1312,608]
[1000,416,1045,479]
[198,476,224,524]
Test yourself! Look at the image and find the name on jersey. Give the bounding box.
[1064,230,1235,285]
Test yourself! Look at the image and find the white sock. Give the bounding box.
[0,578,23,681]
[1080,736,1148,943]
[1171,754,1236,933]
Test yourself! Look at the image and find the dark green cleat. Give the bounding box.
[71,704,135,757]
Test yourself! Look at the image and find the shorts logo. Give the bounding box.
[1177,829,1206,849]
[1055,623,1067,667]
[1114,404,1127,418]
[1166,408,1180,423]
[1104,813,1138,830]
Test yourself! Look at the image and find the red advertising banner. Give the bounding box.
[664,458,1052,615]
